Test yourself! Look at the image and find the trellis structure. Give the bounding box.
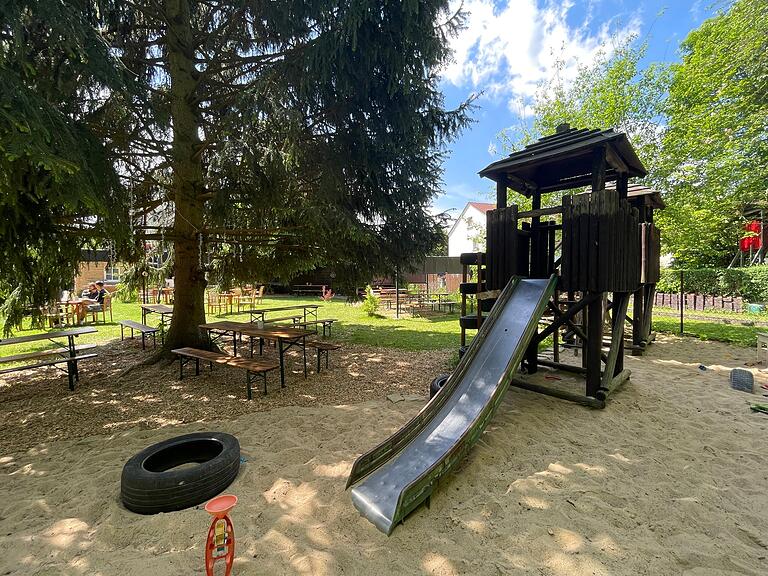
[459,124,661,407]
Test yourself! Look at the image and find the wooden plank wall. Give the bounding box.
[640,223,661,284]
[485,207,519,290]
[561,189,642,293]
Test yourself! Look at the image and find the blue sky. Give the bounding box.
[433,0,719,216]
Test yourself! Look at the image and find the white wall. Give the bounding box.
[448,206,486,256]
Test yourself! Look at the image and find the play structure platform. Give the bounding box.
[347,276,557,535]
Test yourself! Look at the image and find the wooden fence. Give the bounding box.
[654,292,743,312]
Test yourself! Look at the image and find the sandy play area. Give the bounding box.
[1,335,767,575]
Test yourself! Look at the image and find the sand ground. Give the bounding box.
[1,335,767,575]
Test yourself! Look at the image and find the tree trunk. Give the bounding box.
[163,0,208,351]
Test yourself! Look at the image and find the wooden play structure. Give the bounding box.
[458,124,663,407]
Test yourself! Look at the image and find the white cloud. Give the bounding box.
[442,0,640,109]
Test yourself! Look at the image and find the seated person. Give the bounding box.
[78,282,107,322]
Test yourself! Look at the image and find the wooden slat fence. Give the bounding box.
[654,292,743,312]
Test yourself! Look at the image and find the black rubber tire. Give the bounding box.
[429,373,451,399]
[121,432,240,514]
[460,252,485,265]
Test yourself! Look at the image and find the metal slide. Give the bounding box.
[346,275,557,535]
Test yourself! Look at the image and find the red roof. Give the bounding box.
[468,202,496,214]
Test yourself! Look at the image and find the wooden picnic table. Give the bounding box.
[0,327,98,390]
[199,321,314,387]
[248,304,320,325]
[141,304,173,339]
[292,284,326,296]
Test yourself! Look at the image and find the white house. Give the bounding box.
[447,202,495,256]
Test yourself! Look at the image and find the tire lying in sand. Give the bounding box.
[121,432,240,514]
[429,373,451,399]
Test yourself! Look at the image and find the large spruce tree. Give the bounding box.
[3,1,471,346]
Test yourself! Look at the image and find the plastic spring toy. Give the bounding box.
[204,494,237,576]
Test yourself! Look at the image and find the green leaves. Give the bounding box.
[659,0,768,267]
[0,1,132,332]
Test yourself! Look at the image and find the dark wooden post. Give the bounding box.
[530,189,542,278]
[586,293,603,397]
[592,146,606,192]
[632,287,644,348]
[617,172,629,200]
[496,181,507,209]
[679,270,684,334]
[395,268,400,319]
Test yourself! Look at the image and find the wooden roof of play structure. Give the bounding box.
[479,124,647,196]
[606,182,666,210]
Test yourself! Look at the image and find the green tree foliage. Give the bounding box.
[100,0,472,349]
[0,1,133,330]
[657,0,768,267]
[500,38,669,209]
[1,1,472,346]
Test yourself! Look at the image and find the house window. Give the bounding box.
[105,266,120,281]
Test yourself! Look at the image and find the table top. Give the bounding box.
[199,321,250,331]
[249,305,321,314]
[141,304,174,314]
[200,321,313,340]
[0,327,98,346]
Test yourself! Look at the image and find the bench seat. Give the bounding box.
[171,347,279,398]
[0,353,98,390]
[262,315,303,324]
[120,320,160,350]
[292,318,337,336]
[0,344,96,365]
[305,341,341,372]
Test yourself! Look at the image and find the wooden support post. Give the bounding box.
[552,289,560,363]
[530,190,542,278]
[632,287,644,347]
[585,292,603,397]
[460,263,467,347]
[592,146,606,192]
[599,293,629,391]
[496,181,507,208]
[617,172,629,200]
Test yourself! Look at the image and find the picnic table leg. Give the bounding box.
[302,336,307,379]
[316,348,321,373]
[232,332,237,357]
[67,359,75,391]
[67,335,80,382]
[246,372,252,400]
[278,339,285,387]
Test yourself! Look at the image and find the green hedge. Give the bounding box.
[657,266,768,302]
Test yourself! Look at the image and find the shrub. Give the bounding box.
[657,265,768,302]
[113,283,138,303]
[361,284,380,316]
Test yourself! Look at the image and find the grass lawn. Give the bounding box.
[4,294,762,361]
[1,295,465,359]
[652,316,761,347]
